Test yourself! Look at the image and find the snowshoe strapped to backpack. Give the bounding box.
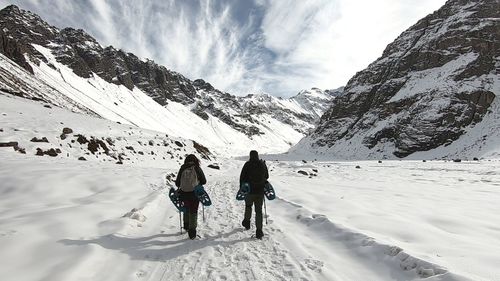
[194,185,212,206]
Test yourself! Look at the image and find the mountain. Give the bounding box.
[0,4,338,155]
[292,0,499,160]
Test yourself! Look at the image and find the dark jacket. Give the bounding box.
[175,162,207,201]
[240,159,269,194]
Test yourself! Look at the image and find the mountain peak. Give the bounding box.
[0,4,46,24]
[0,4,20,14]
[193,79,215,92]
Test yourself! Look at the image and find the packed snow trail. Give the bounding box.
[145,179,316,281]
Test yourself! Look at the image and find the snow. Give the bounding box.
[0,4,498,279]
[388,52,480,103]
[0,53,92,114]
[1,94,498,281]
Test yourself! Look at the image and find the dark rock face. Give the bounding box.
[0,5,196,106]
[302,0,499,158]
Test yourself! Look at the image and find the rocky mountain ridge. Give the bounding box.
[0,4,339,154]
[292,0,499,159]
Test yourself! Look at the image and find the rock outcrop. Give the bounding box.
[294,0,499,158]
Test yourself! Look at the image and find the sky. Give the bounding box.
[1,0,447,97]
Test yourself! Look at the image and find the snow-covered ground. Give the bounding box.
[2,95,499,281]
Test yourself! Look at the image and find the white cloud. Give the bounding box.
[2,0,448,96]
[256,0,448,95]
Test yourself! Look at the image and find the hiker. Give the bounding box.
[240,150,269,239]
[175,154,207,239]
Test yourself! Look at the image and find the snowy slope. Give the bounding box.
[0,5,338,156]
[0,52,95,115]
[0,42,309,155]
[0,94,215,167]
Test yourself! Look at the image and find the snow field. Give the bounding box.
[2,145,497,280]
[1,80,499,281]
[266,159,500,281]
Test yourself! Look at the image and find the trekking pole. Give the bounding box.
[264,197,268,225]
[179,210,182,234]
[203,205,205,222]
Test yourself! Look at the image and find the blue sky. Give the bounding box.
[1,0,447,97]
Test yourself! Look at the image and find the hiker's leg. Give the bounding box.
[244,194,254,222]
[188,200,199,230]
[254,194,264,230]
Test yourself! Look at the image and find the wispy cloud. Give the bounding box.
[2,0,446,96]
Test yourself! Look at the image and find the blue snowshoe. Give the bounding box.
[264,182,276,200]
[236,182,250,201]
[168,187,186,212]
[194,185,212,206]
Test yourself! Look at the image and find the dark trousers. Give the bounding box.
[180,192,199,230]
[244,193,264,230]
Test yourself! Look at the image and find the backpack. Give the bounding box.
[247,160,266,184]
[180,166,198,192]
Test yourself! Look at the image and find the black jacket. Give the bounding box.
[240,159,269,194]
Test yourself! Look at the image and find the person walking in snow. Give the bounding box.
[240,150,269,239]
[175,154,207,239]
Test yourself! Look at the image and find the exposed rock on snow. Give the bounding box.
[0,94,215,166]
[207,164,220,170]
[35,147,59,157]
[0,141,18,147]
[30,136,48,143]
[62,127,73,134]
[297,170,308,176]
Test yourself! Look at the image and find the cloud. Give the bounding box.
[2,0,447,97]
[255,0,447,95]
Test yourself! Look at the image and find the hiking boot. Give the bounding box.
[242,220,250,230]
[183,223,188,231]
[188,229,196,240]
[256,229,264,240]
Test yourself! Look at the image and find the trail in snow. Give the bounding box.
[137,179,316,281]
[48,161,473,281]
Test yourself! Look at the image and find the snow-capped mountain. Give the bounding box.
[292,0,499,160]
[0,5,338,155]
